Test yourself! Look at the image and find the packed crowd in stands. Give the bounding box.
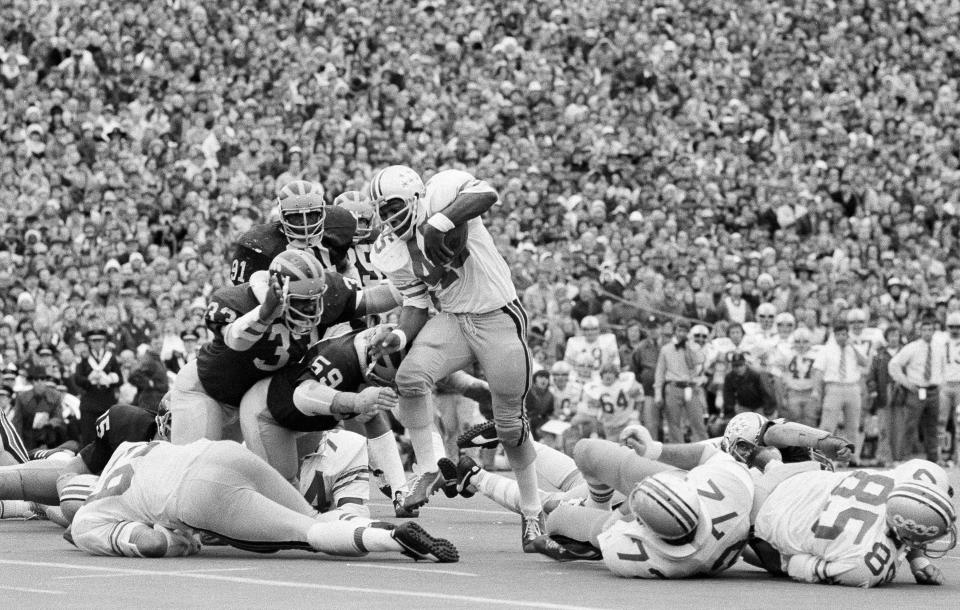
[3,0,960,459]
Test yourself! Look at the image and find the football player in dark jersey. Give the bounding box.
[335,190,385,287]
[0,403,162,509]
[170,249,401,444]
[230,180,358,284]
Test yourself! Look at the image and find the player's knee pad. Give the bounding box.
[394,363,434,399]
[494,412,530,449]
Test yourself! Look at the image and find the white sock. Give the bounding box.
[0,500,36,519]
[360,527,402,553]
[475,470,521,513]
[307,521,365,556]
[407,425,438,473]
[432,429,446,461]
[368,432,408,494]
[514,461,542,518]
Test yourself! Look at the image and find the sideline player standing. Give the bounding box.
[368,165,542,550]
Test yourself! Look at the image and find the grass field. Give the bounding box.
[2,474,959,609]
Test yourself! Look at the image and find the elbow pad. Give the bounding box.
[223,308,271,351]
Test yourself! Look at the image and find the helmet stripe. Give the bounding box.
[642,478,698,530]
[891,484,956,523]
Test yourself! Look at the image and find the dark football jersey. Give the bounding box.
[267,330,366,432]
[78,404,157,474]
[347,242,385,286]
[230,207,357,285]
[197,274,363,406]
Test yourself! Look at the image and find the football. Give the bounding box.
[443,222,469,258]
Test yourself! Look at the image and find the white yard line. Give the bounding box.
[0,584,65,595]
[54,567,256,579]
[369,502,515,516]
[0,559,606,610]
[343,562,477,577]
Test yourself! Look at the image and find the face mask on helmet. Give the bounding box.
[720,412,769,463]
[277,181,326,247]
[629,472,701,544]
[368,166,424,242]
[887,481,957,558]
[282,278,325,336]
[377,198,415,241]
[155,393,172,441]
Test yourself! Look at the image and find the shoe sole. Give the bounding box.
[456,421,500,450]
[394,503,419,518]
[437,458,460,498]
[394,522,460,563]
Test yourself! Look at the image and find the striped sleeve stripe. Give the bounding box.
[0,410,30,464]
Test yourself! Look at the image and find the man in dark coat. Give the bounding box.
[74,329,121,445]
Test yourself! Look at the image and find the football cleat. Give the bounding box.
[400,469,449,513]
[521,512,546,553]
[392,522,460,563]
[393,490,419,518]
[436,457,461,498]
[529,534,602,562]
[457,420,500,450]
[371,468,392,499]
[456,456,482,498]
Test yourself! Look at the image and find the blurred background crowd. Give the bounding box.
[3,0,960,463]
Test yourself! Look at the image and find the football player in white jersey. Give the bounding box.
[67,439,458,562]
[532,436,755,578]
[367,166,542,550]
[563,315,620,375]
[583,364,643,441]
[772,328,822,427]
[939,311,960,463]
[847,308,886,365]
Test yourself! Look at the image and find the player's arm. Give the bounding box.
[619,424,712,469]
[421,179,497,264]
[784,553,883,588]
[293,380,398,420]
[887,344,916,391]
[221,278,284,351]
[760,421,853,461]
[653,349,666,404]
[369,305,430,360]
[71,514,200,558]
[357,282,402,316]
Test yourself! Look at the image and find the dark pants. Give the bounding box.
[900,388,940,462]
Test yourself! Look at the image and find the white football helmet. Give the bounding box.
[368,165,425,241]
[155,392,172,441]
[334,190,378,244]
[282,277,326,336]
[886,480,957,558]
[354,326,404,387]
[277,180,326,247]
[720,412,769,463]
[629,471,700,542]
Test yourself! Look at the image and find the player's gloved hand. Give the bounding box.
[258,276,285,323]
[619,424,654,456]
[354,386,399,415]
[368,327,406,360]
[910,556,944,585]
[815,435,854,463]
[422,218,454,266]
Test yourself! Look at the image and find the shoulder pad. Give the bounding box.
[370,233,410,274]
[322,206,358,251]
[239,223,286,253]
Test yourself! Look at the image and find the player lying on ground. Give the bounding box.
[446,414,855,517]
[0,403,161,522]
[63,439,458,562]
[620,414,957,587]
[534,437,755,577]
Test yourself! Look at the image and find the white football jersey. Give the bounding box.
[752,462,941,587]
[938,335,960,383]
[773,346,821,391]
[583,374,641,434]
[598,452,754,578]
[370,169,516,314]
[564,334,620,372]
[552,380,586,417]
[849,328,885,371]
[71,440,212,556]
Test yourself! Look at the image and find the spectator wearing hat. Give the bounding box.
[12,366,65,450]
[722,352,776,417]
[653,319,707,443]
[866,325,903,466]
[563,315,620,377]
[812,321,870,461]
[165,328,200,376]
[73,329,122,445]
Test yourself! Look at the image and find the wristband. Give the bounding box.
[391,329,408,351]
[646,440,664,461]
[426,213,455,233]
